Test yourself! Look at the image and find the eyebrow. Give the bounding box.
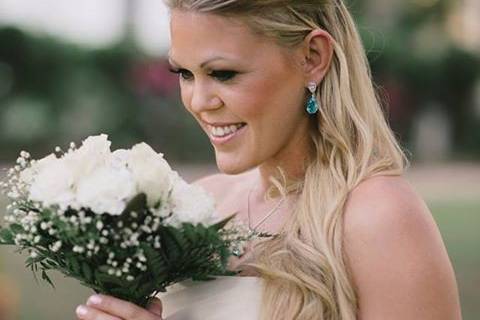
[168,56,229,69]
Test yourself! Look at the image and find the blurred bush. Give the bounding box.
[358,0,480,159]
[0,0,478,163]
[0,27,214,163]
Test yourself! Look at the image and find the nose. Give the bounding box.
[188,81,222,113]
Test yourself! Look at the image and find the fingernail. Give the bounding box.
[88,294,102,305]
[76,305,88,317]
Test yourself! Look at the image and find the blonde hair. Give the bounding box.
[164,1,409,319]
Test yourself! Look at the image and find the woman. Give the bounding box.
[75,1,462,319]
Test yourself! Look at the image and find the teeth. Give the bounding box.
[210,123,245,137]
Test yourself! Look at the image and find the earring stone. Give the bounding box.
[306,82,319,115]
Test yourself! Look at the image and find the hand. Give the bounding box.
[76,294,163,320]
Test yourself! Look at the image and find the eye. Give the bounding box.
[209,70,237,82]
[168,67,194,81]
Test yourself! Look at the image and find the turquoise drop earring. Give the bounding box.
[306,81,320,115]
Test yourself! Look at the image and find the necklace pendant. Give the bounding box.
[232,247,242,257]
[232,244,247,258]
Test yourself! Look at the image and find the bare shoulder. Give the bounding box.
[191,169,255,212]
[191,173,233,199]
[344,175,430,234]
[192,170,251,195]
[343,175,462,320]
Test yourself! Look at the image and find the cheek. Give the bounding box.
[233,73,304,124]
[230,78,283,120]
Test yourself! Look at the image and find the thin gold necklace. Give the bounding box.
[230,179,286,257]
[246,180,286,233]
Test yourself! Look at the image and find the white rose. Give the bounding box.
[76,165,136,215]
[62,134,111,183]
[29,157,76,210]
[19,153,57,186]
[167,177,216,227]
[110,149,130,169]
[127,143,173,207]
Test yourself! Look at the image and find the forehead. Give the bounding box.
[169,10,279,64]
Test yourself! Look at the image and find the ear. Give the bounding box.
[300,29,334,85]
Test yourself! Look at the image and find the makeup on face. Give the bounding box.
[169,10,310,175]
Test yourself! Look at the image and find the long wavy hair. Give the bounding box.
[163,1,409,319]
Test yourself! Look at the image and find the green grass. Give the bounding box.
[428,200,480,320]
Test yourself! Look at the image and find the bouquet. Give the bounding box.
[0,134,252,307]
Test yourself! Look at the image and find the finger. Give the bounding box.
[146,297,163,317]
[76,304,122,320]
[86,294,158,319]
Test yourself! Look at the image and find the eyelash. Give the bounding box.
[168,68,237,82]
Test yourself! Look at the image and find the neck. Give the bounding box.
[253,118,315,200]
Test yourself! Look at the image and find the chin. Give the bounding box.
[215,156,254,175]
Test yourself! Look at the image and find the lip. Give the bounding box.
[202,120,246,127]
[208,124,247,146]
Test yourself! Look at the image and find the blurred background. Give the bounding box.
[0,0,478,319]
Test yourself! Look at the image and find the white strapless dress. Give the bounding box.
[156,276,263,320]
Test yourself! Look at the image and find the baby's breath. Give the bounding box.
[0,135,249,308]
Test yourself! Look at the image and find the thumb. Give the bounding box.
[147,297,163,318]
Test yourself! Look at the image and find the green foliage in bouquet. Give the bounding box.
[0,193,240,308]
[0,136,255,308]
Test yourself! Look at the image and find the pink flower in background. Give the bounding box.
[130,60,179,97]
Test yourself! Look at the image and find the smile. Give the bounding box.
[208,123,246,137]
[207,123,247,145]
